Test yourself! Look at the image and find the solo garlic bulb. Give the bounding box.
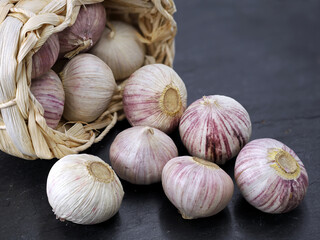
[235,138,308,214]
[32,33,59,79]
[162,156,234,219]
[91,21,146,81]
[58,3,106,58]
[109,126,178,185]
[179,95,252,164]
[46,154,124,225]
[123,64,187,133]
[61,53,116,122]
[30,70,64,129]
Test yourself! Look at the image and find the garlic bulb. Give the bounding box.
[58,3,106,58]
[179,95,251,164]
[162,156,234,219]
[30,70,64,129]
[235,138,308,214]
[46,154,124,225]
[91,21,145,81]
[123,64,187,133]
[32,33,59,79]
[61,53,116,122]
[109,126,178,185]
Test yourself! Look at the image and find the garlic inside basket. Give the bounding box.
[0,0,177,160]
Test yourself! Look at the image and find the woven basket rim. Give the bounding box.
[0,0,177,160]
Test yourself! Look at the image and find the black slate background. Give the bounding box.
[1,0,320,239]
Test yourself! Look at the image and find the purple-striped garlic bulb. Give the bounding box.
[162,156,234,219]
[91,21,146,81]
[123,64,187,133]
[110,126,178,185]
[46,154,124,224]
[58,3,106,58]
[235,138,308,214]
[61,53,116,122]
[32,33,59,79]
[179,95,251,164]
[30,70,65,129]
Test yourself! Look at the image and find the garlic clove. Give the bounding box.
[110,126,178,185]
[179,95,252,164]
[46,154,124,225]
[58,3,106,58]
[91,21,146,81]
[32,33,59,79]
[162,156,234,219]
[235,138,309,214]
[30,69,64,129]
[123,64,187,133]
[60,53,116,122]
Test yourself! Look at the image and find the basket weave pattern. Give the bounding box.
[0,0,176,160]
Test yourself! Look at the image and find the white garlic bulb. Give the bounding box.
[109,126,178,185]
[61,53,116,122]
[46,154,124,225]
[91,21,145,80]
[235,138,308,214]
[123,64,187,133]
[179,95,251,164]
[162,156,234,219]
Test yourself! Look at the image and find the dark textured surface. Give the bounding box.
[1,0,320,239]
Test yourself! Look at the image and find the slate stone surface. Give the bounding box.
[1,0,319,239]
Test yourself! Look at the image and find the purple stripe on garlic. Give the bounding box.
[110,126,178,185]
[234,138,309,213]
[123,64,187,133]
[179,95,252,164]
[30,70,64,129]
[58,3,106,58]
[46,154,124,225]
[60,53,116,122]
[162,156,234,219]
[32,33,59,79]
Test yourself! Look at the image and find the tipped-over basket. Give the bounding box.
[0,0,177,160]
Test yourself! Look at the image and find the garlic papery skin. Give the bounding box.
[30,70,64,129]
[46,154,124,225]
[234,138,308,214]
[179,95,252,164]
[58,3,106,58]
[61,53,116,122]
[90,21,146,81]
[32,33,59,79]
[123,64,187,133]
[110,126,178,185]
[162,156,234,219]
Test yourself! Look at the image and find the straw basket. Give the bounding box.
[0,0,177,160]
